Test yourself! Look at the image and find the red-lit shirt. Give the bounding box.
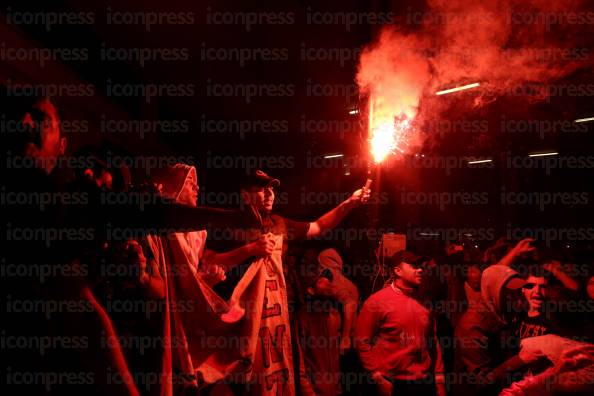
[354,283,444,381]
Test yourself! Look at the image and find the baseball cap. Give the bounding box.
[240,170,280,189]
[390,250,425,268]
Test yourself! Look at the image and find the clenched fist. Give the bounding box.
[348,187,371,207]
[248,233,276,257]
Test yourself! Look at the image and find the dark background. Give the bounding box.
[2,0,593,263]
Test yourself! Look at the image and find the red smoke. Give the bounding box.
[357,0,593,154]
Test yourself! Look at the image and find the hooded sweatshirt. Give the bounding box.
[454,265,527,396]
[130,164,206,396]
[149,164,207,273]
[317,248,359,334]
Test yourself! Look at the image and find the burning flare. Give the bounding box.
[357,1,591,156]
[368,96,413,163]
[369,120,396,163]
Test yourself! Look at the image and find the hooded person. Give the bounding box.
[137,164,232,396]
[454,265,547,396]
[128,163,207,396]
[149,164,205,270]
[148,164,224,285]
[316,248,359,354]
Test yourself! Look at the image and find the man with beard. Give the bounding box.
[354,251,446,396]
[1,92,258,396]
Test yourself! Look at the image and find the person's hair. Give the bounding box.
[388,254,403,271]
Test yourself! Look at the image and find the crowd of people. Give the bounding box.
[3,94,594,396]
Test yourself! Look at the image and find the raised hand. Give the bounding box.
[512,238,536,256]
[349,187,371,206]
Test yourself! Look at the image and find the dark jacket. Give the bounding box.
[454,265,527,396]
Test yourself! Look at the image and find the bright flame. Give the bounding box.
[368,96,414,163]
[370,120,396,163]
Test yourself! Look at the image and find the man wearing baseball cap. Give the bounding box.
[203,169,370,395]
[354,250,446,396]
[207,169,370,298]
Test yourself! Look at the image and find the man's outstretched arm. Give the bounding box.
[306,187,370,238]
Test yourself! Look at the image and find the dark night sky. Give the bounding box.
[2,0,593,252]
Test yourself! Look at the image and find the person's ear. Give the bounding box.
[393,265,402,278]
[59,137,67,156]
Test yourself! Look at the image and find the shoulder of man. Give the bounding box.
[362,287,393,309]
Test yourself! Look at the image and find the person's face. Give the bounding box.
[177,171,199,207]
[21,99,66,174]
[394,261,424,287]
[467,265,482,290]
[522,276,548,313]
[242,184,275,213]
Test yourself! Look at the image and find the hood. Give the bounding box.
[151,164,206,274]
[480,264,525,323]
[318,248,343,271]
[150,163,197,204]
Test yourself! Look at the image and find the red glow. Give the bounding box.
[357,1,588,154]
[368,96,414,163]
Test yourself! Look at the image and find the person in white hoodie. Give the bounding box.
[140,163,230,396]
[149,163,225,286]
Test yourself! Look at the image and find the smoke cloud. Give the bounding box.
[357,0,593,152]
